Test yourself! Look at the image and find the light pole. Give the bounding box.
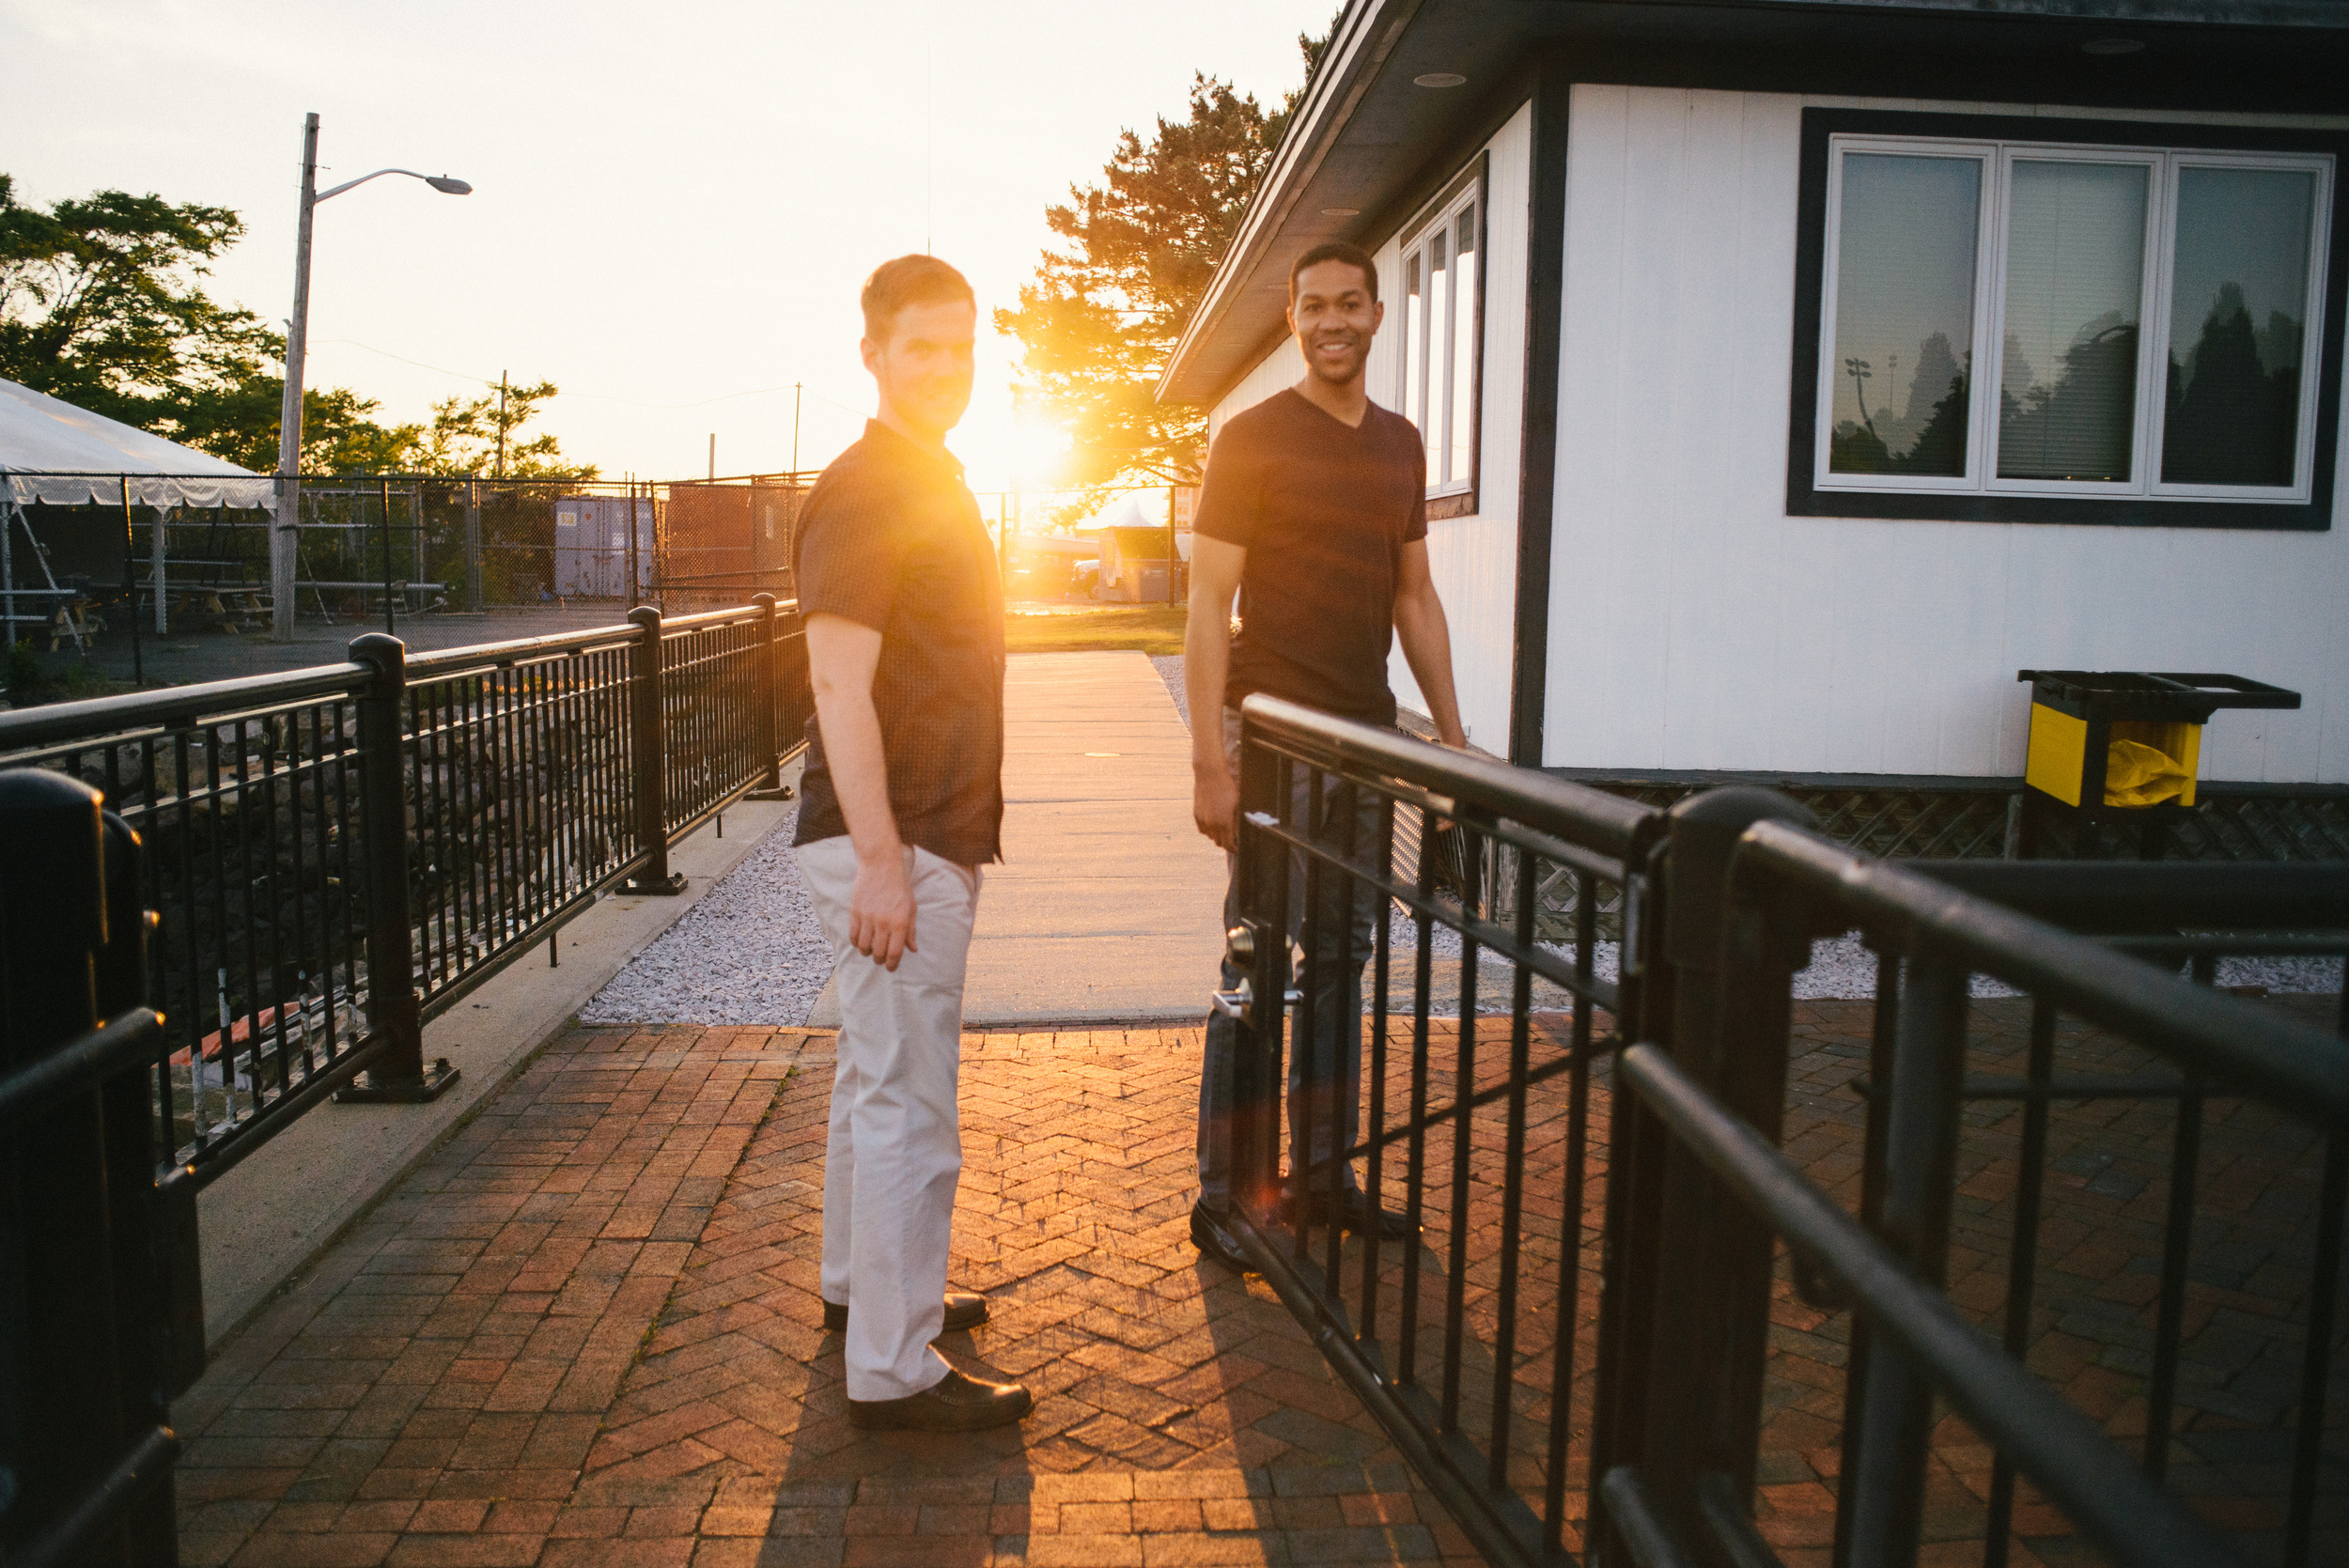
[272,112,471,640]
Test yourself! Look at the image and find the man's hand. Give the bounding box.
[849,848,918,971]
[1195,761,1240,852]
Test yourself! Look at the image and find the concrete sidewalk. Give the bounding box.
[815,649,1229,1026]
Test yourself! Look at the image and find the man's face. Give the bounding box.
[862,296,976,438]
[1287,260,1383,388]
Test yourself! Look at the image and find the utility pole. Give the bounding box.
[708,433,716,482]
[272,112,321,642]
[791,384,802,477]
[495,371,508,480]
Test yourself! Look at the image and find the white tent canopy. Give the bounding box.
[0,376,273,508]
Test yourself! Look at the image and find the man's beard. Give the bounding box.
[1305,334,1366,385]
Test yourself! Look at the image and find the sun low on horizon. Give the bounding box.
[0,0,1332,495]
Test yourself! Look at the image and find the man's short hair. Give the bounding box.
[1288,241,1378,303]
[861,255,974,340]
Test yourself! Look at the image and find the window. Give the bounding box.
[1397,158,1485,518]
[1792,111,2343,529]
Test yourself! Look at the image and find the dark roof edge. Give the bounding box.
[1155,0,1414,409]
[1601,0,2349,25]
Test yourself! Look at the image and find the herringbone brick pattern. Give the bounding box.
[172,1023,1470,1568]
[168,998,2347,1568]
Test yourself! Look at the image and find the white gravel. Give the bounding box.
[581,804,838,1026]
[1150,653,1189,729]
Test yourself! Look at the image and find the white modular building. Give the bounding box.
[1161,0,2349,796]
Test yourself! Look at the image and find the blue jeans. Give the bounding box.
[1198,708,1382,1210]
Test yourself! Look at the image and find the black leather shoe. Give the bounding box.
[848,1367,1033,1431]
[1190,1199,1252,1271]
[1341,1188,1418,1242]
[822,1290,989,1334]
[1283,1188,1417,1242]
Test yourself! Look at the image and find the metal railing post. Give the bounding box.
[0,769,179,1567]
[1594,784,1815,1562]
[1842,954,1970,1568]
[335,633,458,1103]
[463,479,483,611]
[621,605,686,895]
[743,592,793,802]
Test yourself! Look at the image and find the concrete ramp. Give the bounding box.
[808,649,1229,1025]
[961,650,1228,1022]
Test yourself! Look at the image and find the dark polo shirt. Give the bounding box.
[1194,389,1427,723]
[792,420,1005,866]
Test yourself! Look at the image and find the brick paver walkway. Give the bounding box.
[171,998,2346,1568]
[175,1024,1469,1568]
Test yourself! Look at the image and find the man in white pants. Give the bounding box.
[791,255,1030,1433]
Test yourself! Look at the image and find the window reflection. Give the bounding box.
[1424,231,1448,481]
[1403,255,1423,436]
[1449,207,1477,485]
[1828,153,1981,476]
[2162,165,2316,487]
[1996,160,2149,483]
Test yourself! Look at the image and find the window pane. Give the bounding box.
[1403,255,1423,429]
[1425,232,1448,479]
[2161,165,2317,487]
[1828,152,1981,476]
[1996,160,2149,482]
[1450,206,1478,488]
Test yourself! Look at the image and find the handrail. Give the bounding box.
[1618,1043,2233,1568]
[659,601,786,634]
[403,625,644,679]
[1732,819,2349,1120]
[1239,692,1653,857]
[0,663,369,751]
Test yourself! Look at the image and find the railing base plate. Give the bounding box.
[334,1059,461,1105]
[743,785,796,802]
[621,873,689,896]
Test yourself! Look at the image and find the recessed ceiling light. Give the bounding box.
[2083,37,2144,54]
[1413,71,1467,88]
[1321,207,1361,217]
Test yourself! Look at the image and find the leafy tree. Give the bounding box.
[995,16,1337,499]
[0,171,419,469]
[406,380,596,481]
[0,174,593,480]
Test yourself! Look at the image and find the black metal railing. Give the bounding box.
[1218,693,1662,1564]
[1,771,202,1568]
[0,598,809,1188]
[1220,694,2349,1568]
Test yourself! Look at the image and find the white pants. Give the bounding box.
[797,835,982,1401]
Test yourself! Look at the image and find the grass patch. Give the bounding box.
[1003,605,1186,656]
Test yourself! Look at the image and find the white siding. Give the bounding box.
[1542,85,2349,782]
[1206,103,1535,752]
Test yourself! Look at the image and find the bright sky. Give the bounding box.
[0,0,1331,497]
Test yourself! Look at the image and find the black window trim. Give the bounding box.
[1787,106,2348,531]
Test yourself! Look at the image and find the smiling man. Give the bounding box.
[791,255,1029,1432]
[1184,241,1469,1268]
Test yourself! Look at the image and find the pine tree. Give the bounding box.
[995,18,1337,500]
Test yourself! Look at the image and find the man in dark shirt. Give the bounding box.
[1185,241,1469,1268]
[792,255,1029,1432]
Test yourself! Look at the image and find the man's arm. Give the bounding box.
[804,612,917,970]
[1393,539,1468,749]
[1184,536,1249,849]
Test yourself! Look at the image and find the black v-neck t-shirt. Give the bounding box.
[1194,389,1427,723]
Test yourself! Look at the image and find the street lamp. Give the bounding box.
[272,112,471,640]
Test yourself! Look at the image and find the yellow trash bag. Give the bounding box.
[2105,738,2192,807]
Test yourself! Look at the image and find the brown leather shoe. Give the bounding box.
[848,1367,1033,1431]
[822,1290,989,1334]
